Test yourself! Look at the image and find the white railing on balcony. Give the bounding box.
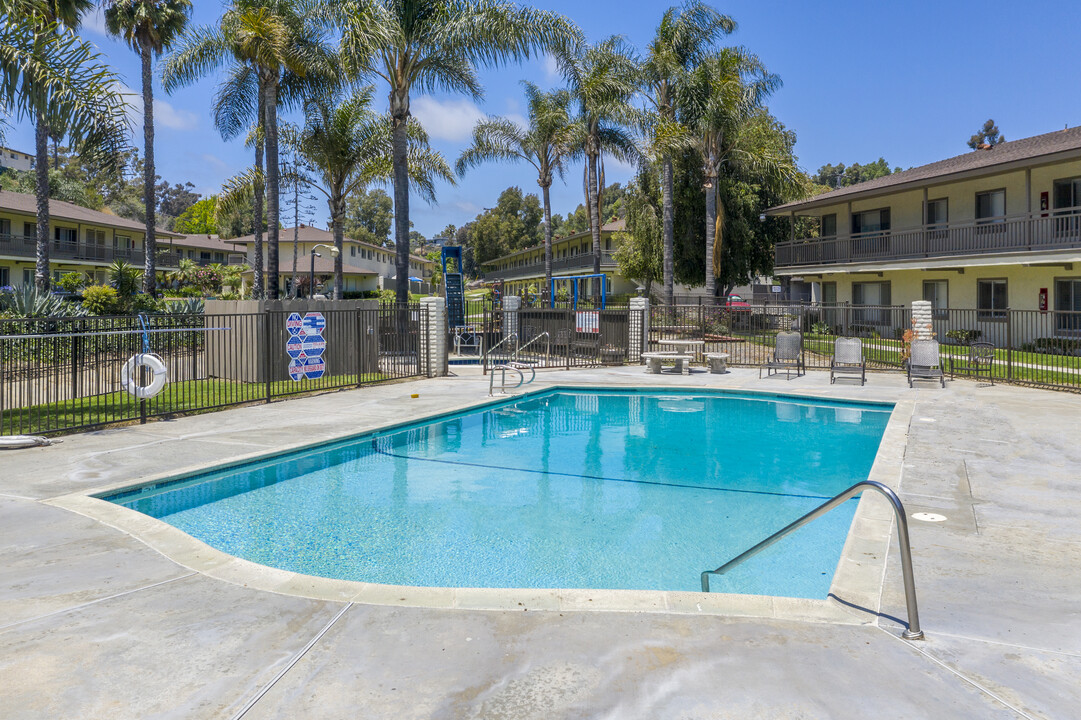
[484,251,617,280]
[775,210,1081,268]
[0,233,180,267]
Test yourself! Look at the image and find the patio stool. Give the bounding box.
[706,352,730,374]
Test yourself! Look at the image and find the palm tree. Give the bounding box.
[221,87,453,299]
[105,0,193,296]
[683,48,790,299]
[640,1,734,306]
[13,0,90,291]
[563,36,639,278]
[456,82,575,302]
[163,0,330,300]
[333,0,580,303]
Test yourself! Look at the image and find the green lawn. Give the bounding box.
[2,373,389,435]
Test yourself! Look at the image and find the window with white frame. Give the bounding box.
[1054,278,1081,333]
[852,281,891,326]
[851,208,890,235]
[977,279,1008,319]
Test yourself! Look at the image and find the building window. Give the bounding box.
[977,279,1008,320]
[820,281,837,305]
[23,268,33,285]
[1053,177,1081,213]
[0,219,9,237]
[1054,279,1081,334]
[54,227,76,243]
[852,281,891,326]
[85,229,106,244]
[926,198,948,229]
[114,235,131,251]
[851,208,890,235]
[350,246,355,257]
[0,267,8,286]
[975,189,1006,226]
[820,214,836,238]
[923,280,948,318]
[23,222,34,238]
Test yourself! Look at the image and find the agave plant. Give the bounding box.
[0,285,87,318]
[162,297,205,315]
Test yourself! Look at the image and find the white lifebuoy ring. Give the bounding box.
[121,353,168,399]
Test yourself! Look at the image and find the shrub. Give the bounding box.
[946,329,982,344]
[0,285,86,318]
[810,321,832,336]
[56,271,87,293]
[1027,337,1081,355]
[81,285,122,315]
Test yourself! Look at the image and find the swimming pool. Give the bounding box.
[105,389,892,598]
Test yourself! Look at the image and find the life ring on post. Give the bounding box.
[121,353,168,399]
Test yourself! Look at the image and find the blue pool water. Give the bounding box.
[106,389,892,598]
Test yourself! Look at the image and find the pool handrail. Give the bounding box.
[488,363,527,396]
[700,480,924,640]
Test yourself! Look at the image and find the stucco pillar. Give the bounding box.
[911,300,934,341]
[419,296,447,377]
[502,295,521,342]
[629,296,650,363]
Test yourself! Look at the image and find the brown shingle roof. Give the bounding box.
[768,126,1081,215]
[0,189,181,236]
[167,234,240,252]
[490,218,626,262]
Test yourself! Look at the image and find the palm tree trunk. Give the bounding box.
[662,156,674,306]
[264,74,280,300]
[390,105,410,304]
[291,178,299,298]
[140,42,157,295]
[331,196,344,301]
[34,113,50,291]
[252,84,265,299]
[587,153,602,276]
[541,180,553,306]
[704,177,716,300]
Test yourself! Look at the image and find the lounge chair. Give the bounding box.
[908,339,945,388]
[760,331,804,379]
[830,337,866,386]
[948,341,995,385]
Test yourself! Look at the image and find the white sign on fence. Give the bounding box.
[575,311,600,334]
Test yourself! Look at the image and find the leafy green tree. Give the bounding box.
[457,82,576,295]
[968,118,1005,149]
[333,0,580,302]
[173,197,219,234]
[105,0,193,294]
[467,186,544,265]
[812,158,898,189]
[613,166,663,296]
[563,36,639,274]
[343,187,393,246]
[639,0,734,306]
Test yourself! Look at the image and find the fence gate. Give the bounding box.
[483,306,642,373]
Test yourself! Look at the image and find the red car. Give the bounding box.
[723,294,751,311]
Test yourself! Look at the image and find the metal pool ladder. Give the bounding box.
[700,480,925,640]
[488,362,536,396]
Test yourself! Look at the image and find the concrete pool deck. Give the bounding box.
[1,366,1079,718]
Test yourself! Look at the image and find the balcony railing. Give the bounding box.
[775,210,1081,269]
[0,233,180,268]
[484,251,617,281]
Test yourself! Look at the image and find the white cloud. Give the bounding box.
[542,54,561,83]
[410,96,485,142]
[199,154,228,173]
[454,200,481,214]
[118,84,199,132]
[81,6,108,36]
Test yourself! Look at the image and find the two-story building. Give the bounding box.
[482,220,637,297]
[0,147,35,173]
[767,126,1081,338]
[0,189,180,287]
[227,224,436,295]
[163,234,248,268]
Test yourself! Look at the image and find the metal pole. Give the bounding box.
[701,480,924,641]
[1006,307,1013,382]
[309,251,316,298]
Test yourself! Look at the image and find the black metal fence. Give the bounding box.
[648,302,1081,391]
[0,304,425,436]
[482,306,643,372]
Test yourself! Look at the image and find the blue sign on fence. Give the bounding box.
[302,356,326,379]
[302,312,326,335]
[288,358,306,381]
[286,335,304,359]
[286,312,304,335]
[301,335,326,355]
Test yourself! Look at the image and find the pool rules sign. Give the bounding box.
[286,311,327,381]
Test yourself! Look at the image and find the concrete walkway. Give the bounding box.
[1,366,1079,718]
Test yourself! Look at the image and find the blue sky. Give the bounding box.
[5,0,1081,237]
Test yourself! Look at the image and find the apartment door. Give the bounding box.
[1055,278,1081,334]
[1052,177,1081,237]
